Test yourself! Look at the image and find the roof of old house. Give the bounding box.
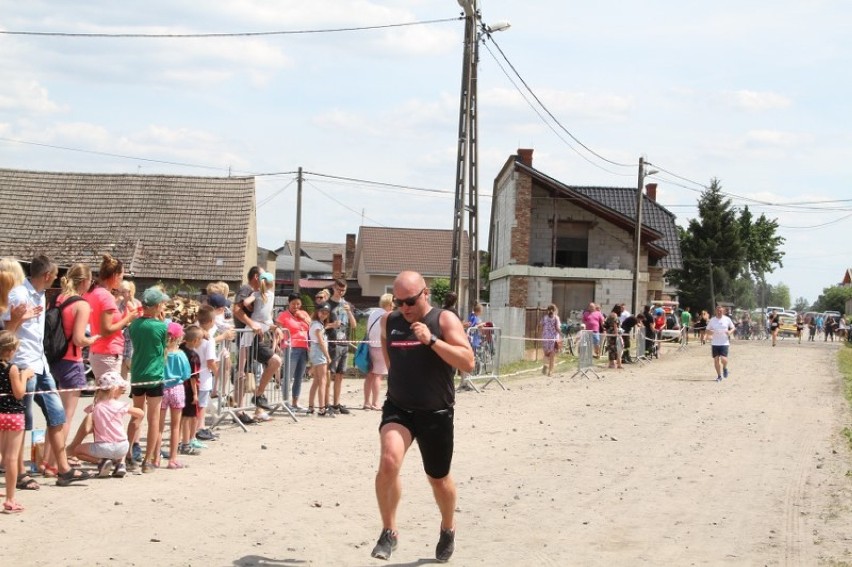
[0,168,255,281]
[353,226,468,278]
[277,240,343,263]
[842,268,852,286]
[516,162,682,270]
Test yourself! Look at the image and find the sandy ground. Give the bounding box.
[3,336,852,566]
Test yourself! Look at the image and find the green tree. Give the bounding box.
[738,206,785,279]
[429,277,450,306]
[793,296,810,312]
[667,179,743,310]
[812,285,852,313]
[766,282,791,309]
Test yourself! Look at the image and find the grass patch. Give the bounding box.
[841,343,852,404]
[840,343,852,451]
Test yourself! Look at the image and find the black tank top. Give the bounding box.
[386,307,455,411]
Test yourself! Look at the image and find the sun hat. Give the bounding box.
[96,370,128,390]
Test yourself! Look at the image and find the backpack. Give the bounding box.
[44,296,84,364]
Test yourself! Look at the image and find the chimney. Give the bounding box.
[517,148,534,167]
[645,183,658,202]
[332,253,344,279]
[344,233,356,277]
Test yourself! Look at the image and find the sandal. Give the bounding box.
[66,456,83,467]
[167,461,187,470]
[40,462,59,478]
[2,501,24,514]
[56,467,93,486]
[16,474,40,491]
[317,407,327,416]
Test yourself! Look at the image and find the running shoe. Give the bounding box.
[723,367,729,379]
[189,439,207,450]
[97,459,113,478]
[112,462,127,478]
[716,375,722,382]
[370,529,398,560]
[435,528,455,562]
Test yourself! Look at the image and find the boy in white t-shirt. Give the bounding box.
[194,306,219,443]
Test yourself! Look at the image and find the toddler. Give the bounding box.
[73,371,143,478]
[0,331,34,513]
[153,322,191,470]
[179,326,202,455]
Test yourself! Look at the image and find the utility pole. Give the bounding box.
[631,157,658,315]
[631,157,646,315]
[293,166,303,294]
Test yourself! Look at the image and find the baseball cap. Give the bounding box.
[142,287,170,307]
[167,322,184,339]
[208,293,231,308]
[315,303,330,311]
[260,272,274,283]
[96,370,128,390]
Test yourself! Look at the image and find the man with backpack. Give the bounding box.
[3,255,92,487]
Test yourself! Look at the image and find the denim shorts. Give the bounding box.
[24,371,67,430]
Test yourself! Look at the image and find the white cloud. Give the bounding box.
[483,87,633,121]
[719,90,792,111]
[743,129,812,149]
[0,79,63,114]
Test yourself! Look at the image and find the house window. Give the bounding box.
[555,222,589,268]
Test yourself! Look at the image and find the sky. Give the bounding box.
[1,1,849,306]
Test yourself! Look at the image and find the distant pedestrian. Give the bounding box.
[706,305,735,382]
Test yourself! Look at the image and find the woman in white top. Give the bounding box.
[363,294,393,410]
[240,272,281,421]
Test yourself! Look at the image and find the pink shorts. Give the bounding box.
[0,412,25,431]
[160,384,186,410]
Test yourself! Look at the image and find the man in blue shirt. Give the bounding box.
[3,255,92,487]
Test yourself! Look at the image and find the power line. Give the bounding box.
[484,33,634,169]
[304,179,388,228]
[0,18,462,39]
[257,177,296,208]
[481,41,632,178]
[778,212,852,229]
[304,171,451,195]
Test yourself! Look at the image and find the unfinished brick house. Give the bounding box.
[487,149,681,317]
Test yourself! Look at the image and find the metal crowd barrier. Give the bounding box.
[459,325,505,392]
[634,326,650,364]
[571,329,601,379]
[211,327,297,432]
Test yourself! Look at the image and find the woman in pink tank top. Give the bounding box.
[84,255,138,380]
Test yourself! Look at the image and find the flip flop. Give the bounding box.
[16,474,40,491]
[3,501,24,514]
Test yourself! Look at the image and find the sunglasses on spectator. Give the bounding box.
[393,288,426,308]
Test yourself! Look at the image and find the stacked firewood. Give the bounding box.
[167,296,201,326]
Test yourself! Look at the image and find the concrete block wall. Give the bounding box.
[491,173,517,269]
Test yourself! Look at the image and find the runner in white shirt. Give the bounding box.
[705,305,735,382]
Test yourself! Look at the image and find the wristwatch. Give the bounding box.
[429,334,438,347]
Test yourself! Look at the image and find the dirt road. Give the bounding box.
[5,338,852,566]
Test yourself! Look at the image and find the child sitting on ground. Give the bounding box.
[179,326,202,455]
[0,331,35,513]
[152,322,191,470]
[73,371,143,478]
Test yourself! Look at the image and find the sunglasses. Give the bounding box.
[393,287,426,308]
